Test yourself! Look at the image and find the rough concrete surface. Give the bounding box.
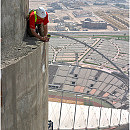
[1,37,42,68]
[1,0,28,45]
[1,0,48,129]
[1,0,33,68]
[2,42,49,130]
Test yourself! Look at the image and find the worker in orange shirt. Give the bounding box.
[27,7,49,42]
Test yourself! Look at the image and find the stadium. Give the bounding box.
[48,32,129,130]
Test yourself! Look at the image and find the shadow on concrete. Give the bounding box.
[23,37,38,45]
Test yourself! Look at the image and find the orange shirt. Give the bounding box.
[29,11,49,29]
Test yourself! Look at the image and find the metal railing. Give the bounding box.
[48,88,129,130]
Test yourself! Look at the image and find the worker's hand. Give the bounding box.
[40,36,48,42]
[43,36,49,42]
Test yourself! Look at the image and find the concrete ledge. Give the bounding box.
[1,38,44,68]
[1,41,48,130]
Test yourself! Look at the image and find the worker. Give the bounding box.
[27,7,49,42]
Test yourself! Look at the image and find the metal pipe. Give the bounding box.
[86,97,91,129]
[119,106,122,126]
[99,100,102,129]
[58,91,64,129]
[109,108,113,127]
[73,94,77,129]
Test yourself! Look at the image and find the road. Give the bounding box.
[78,38,101,62]
[49,30,129,36]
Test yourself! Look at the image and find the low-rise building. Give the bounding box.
[73,11,92,17]
[47,8,55,13]
[63,16,70,20]
[53,18,64,23]
[82,20,107,29]
[56,23,66,31]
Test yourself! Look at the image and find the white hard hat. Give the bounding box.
[36,7,46,18]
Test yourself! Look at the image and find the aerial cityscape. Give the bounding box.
[30,0,129,129]
[30,0,129,73]
[30,0,129,32]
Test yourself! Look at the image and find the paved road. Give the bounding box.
[49,30,129,36]
[78,38,101,62]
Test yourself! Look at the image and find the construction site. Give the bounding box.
[1,0,129,130]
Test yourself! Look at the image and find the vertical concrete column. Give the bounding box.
[1,0,29,45]
[2,0,49,129]
[42,42,49,130]
[1,42,48,130]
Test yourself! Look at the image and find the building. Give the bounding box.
[63,16,70,20]
[47,8,55,13]
[82,20,107,29]
[73,11,92,18]
[56,23,66,31]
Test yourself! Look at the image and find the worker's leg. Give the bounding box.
[37,23,44,37]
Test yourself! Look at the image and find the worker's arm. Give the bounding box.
[43,24,48,37]
[43,24,49,42]
[30,28,47,42]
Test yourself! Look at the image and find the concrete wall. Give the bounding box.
[1,43,48,130]
[1,0,48,129]
[1,0,29,45]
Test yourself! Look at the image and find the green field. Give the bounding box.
[48,90,114,108]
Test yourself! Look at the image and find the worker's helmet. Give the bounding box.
[36,7,46,18]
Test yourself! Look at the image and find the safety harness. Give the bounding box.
[34,10,37,23]
[29,10,37,22]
